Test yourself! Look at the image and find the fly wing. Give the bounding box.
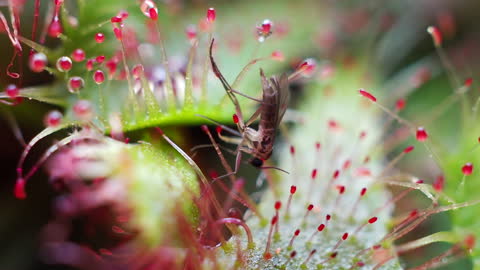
[271,73,290,128]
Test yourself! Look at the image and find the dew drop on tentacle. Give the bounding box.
[206,8,216,23]
[44,110,63,127]
[95,33,105,43]
[71,49,86,62]
[56,56,73,72]
[29,52,48,73]
[96,55,105,64]
[5,84,19,99]
[462,163,473,176]
[140,0,158,20]
[67,76,85,93]
[416,127,428,141]
[93,70,105,85]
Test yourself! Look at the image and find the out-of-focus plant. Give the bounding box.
[0,0,479,269]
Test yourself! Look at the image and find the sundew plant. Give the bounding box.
[1,0,480,269]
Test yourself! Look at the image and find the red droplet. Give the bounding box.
[44,110,63,127]
[154,127,164,136]
[5,84,19,98]
[93,70,105,84]
[333,170,339,179]
[416,179,424,184]
[206,8,216,22]
[68,77,85,93]
[357,262,365,267]
[274,201,282,210]
[311,169,318,179]
[86,59,94,71]
[261,19,273,35]
[336,185,346,194]
[326,214,331,221]
[342,233,349,240]
[409,209,419,218]
[360,187,367,196]
[464,234,475,250]
[96,55,105,64]
[56,56,72,72]
[290,251,297,258]
[433,175,444,192]
[359,89,377,102]
[330,252,338,258]
[149,7,158,20]
[294,229,300,236]
[106,60,118,77]
[359,131,367,139]
[298,58,316,77]
[317,224,325,232]
[111,16,122,23]
[395,98,406,111]
[71,49,86,62]
[290,185,297,194]
[290,145,295,155]
[95,32,105,43]
[403,145,414,153]
[368,217,378,224]
[232,114,239,124]
[328,119,341,131]
[185,25,197,41]
[14,178,26,199]
[464,78,473,87]
[140,0,158,19]
[271,215,278,225]
[215,126,222,134]
[427,26,442,47]
[29,52,48,73]
[307,204,314,211]
[315,142,321,150]
[48,18,62,38]
[416,127,428,142]
[462,163,473,176]
[263,252,272,260]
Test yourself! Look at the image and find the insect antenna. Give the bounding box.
[260,166,290,174]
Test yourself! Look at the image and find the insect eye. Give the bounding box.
[250,158,263,167]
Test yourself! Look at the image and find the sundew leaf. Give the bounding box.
[212,65,403,269]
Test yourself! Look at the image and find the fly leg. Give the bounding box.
[213,139,247,180]
[209,39,245,124]
[229,89,263,103]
